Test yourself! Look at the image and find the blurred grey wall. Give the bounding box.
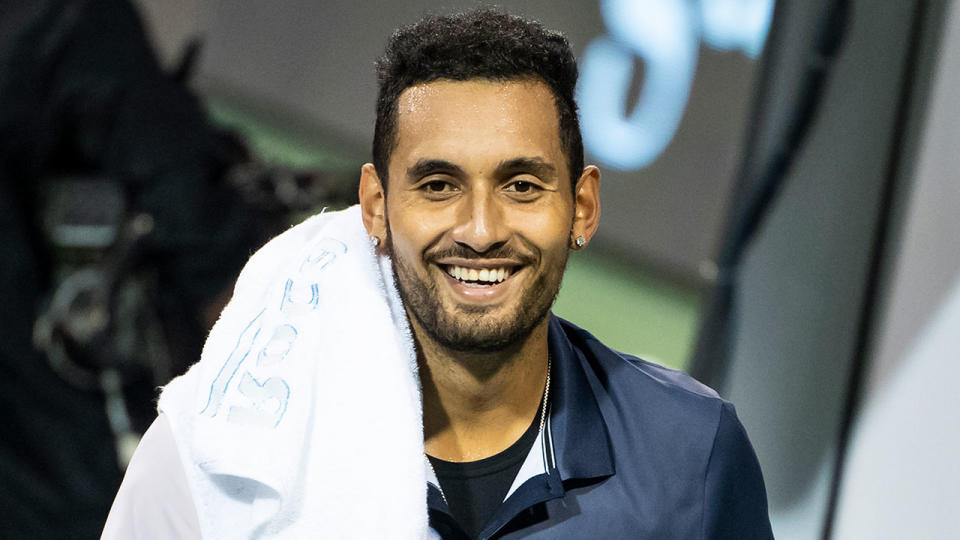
[715,0,951,538]
[832,0,960,536]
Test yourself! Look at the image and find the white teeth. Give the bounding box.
[445,265,512,284]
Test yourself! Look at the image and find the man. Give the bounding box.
[104,9,772,539]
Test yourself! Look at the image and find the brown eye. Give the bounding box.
[419,179,459,199]
[505,179,541,195]
[425,180,450,192]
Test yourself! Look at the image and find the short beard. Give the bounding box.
[387,229,567,355]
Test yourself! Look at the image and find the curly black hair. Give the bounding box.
[373,9,583,192]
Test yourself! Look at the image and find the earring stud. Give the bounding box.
[575,236,586,248]
[370,236,381,247]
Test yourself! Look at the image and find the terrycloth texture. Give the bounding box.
[158,206,432,539]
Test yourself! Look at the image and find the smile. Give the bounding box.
[444,265,512,285]
[434,257,526,302]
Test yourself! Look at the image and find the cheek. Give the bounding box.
[388,225,421,264]
[387,208,443,262]
[510,206,573,249]
[388,192,461,237]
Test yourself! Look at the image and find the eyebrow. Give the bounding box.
[496,157,557,180]
[405,157,557,182]
[406,159,465,181]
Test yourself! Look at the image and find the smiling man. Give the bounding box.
[359,10,771,538]
[104,9,771,540]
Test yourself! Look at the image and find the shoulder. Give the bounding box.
[102,415,202,539]
[556,316,721,405]
[554,317,772,536]
[233,206,361,289]
[555,317,731,458]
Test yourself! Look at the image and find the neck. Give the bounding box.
[416,316,551,462]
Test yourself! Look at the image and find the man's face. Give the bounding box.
[383,79,576,353]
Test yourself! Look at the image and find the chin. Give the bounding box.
[412,305,545,353]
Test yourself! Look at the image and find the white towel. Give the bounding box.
[158,206,432,539]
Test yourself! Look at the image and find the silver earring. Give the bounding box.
[370,236,381,247]
[575,236,586,248]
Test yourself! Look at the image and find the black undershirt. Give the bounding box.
[427,410,541,539]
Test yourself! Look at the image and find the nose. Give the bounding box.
[450,190,508,253]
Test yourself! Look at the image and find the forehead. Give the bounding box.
[391,79,564,172]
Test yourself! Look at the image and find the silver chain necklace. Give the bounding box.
[427,355,552,505]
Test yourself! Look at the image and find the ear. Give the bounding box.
[571,165,601,248]
[358,163,387,243]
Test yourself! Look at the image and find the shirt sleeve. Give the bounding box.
[101,414,202,539]
[701,402,774,540]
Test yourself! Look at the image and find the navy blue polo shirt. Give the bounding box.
[425,316,773,539]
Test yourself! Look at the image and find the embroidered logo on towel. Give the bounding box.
[200,237,348,428]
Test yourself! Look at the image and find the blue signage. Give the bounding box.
[577,0,775,170]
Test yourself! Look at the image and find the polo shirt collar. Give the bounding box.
[546,315,616,482]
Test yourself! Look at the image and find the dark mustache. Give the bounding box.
[427,245,536,265]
